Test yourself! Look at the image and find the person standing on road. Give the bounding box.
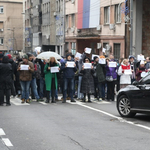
[81,57,95,103]
[44,57,59,103]
[61,53,77,103]
[18,55,34,103]
[0,56,13,106]
[0,52,3,63]
[106,54,118,101]
[118,59,131,89]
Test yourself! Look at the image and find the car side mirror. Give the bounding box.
[133,81,139,86]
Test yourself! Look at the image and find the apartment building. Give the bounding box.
[0,0,23,53]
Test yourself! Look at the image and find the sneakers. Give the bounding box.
[71,99,76,102]
[99,98,102,101]
[6,103,11,106]
[62,99,66,103]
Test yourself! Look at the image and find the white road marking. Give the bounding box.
[10,98,30,106]
[39,102,48,105]
[2,138,13,147]
[0,128,5,136]
[67,101,150,131]
[92,100,111,104]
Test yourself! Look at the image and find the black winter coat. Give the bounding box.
[0,57,13,90]
[80,69,95,94]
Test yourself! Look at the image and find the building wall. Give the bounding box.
[0,0,23,52]
[142,0,150,56]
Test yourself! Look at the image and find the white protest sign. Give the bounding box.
[99,58,106,64]
[109,62,116,68]
[84,63,92,69]
[137,55,145,61]
[92,54,99,60]
[51,67,59,73]
[141,72,148,78]
[85,48,92,54]
[124,69,132,75]
[102,48,106,53]
[67,62,75,68]
[75,52,82,59]
[20,65,29,70]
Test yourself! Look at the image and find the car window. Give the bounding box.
[140,74,150,84]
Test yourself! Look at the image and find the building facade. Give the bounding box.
[0,0,23,54]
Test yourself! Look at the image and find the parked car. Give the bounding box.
[117,74,150,117]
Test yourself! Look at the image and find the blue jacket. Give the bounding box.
[61,58,77,79]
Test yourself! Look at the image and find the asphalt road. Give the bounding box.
[0,97,150,150]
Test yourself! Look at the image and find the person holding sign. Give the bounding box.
[106,54,118,101]
[61,53,77,103]
[118,59,132,89]
[44,57,59,103]
[18,55,34,103]
[136,60,147,81]
[80,57,95,102]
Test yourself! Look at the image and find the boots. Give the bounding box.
[21,99,25,103]
[51,97,56,103]
[82,94,86,102]
[88,94,92,103]
[26,99,30,103]
[45,91,50,103]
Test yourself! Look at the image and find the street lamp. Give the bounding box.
[7,28,15,55]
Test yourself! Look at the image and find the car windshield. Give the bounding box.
[139,74,150,84]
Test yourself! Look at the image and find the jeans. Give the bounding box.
[100,82,105,98]
[0,89,11,105]
[20,81,31,100]
[107,81,115,101]
[50,90,58,99]
[77,76,83,99]
[94,78,102,99]
[63,78,74,100]
[31,78,40,99]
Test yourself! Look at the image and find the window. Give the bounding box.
[104,6,110,24]
[115,4,121,23]
[114,43,120,59]
[71,14,75,27]
[0,6,3,13]
[66,15,69,28]
[71,42,76,55]
[0,38,3,45]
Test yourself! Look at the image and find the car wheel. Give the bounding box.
[117,95,136,117]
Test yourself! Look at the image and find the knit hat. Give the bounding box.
[94,56,98,61]
[140,60,145,65]
[7,54,12,59]
[22,55,28,59]
[129,55,135,60]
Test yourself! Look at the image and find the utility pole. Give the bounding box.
[130,0,133,55]
[62,0,65,56]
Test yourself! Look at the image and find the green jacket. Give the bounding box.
[44,63,59,91]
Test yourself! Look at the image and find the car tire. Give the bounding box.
[117,95,136,117]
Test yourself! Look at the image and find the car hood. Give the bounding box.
[117,85,138,94]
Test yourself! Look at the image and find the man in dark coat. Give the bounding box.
[0,52,3,63]
[61,53,77,103]
[0,56,13,106]
[7,54,17,97]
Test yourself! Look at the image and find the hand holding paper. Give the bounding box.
[109,62,116,68]
[20,65,29,70]
[67,62,75,68]
[83,63,92,69]
[85,48,92,54]
[51,67,59,73]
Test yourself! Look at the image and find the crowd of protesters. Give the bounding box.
[0,49,149,106]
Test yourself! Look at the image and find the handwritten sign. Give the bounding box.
[85,48,92,54]
[67,62,75,68]
[20,65,29,70]
[51,67,59,73]
[99,58,106,64]
[109,62,116,68]
[84,63,92,69]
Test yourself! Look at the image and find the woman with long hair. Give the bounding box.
[44,57,59,103]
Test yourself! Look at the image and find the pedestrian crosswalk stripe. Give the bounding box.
[0,128,5,136]
[10,98,30,106]
[39,102,48,105]
[2,138,13,147]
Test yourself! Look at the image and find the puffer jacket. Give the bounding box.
[18,61,34,81]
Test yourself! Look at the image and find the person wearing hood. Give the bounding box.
[7,54,17,97]
[61,53,77,103]
[136,60,147,81]
[0,56,13,106]
[118,59,131,89]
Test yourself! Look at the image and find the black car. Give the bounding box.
[117,74,150,117]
